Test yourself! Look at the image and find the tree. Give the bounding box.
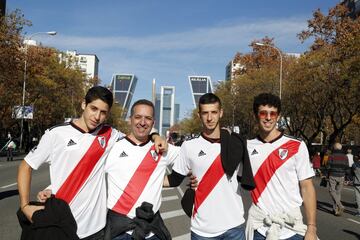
[0,10,31,137]
[107,103,130,134]
[179,109,202,135]
[298,3,360,146]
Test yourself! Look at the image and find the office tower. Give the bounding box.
[110,74,138,118]
[188,76,213,108]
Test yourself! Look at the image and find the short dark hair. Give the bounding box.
[198,93,222,111]
[130,99,155,117]
[85,86,113,108]
[253,93,281,115]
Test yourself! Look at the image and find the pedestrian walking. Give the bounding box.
[327,143,349,216]
[312,152,321,177]
[352,155,360,217]
[6,139,16,161]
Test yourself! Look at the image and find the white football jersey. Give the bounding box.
[25,122,122,238]
[247,134,314,239]
[106,137,179,217]
[172,134,245,237]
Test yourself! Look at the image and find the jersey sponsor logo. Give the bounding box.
[198,150,206,157]
[251,149,258,155]
[119,151,128,157]
[67,139,77,146]
[98,136,106,148]
[278,148,288,160]
[150,150,159,161]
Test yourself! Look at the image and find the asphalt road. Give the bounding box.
[0,157,359,240]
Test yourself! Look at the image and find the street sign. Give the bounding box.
[12,105,34,119]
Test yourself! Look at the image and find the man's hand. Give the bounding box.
[153,135,168,153]
[21,204,44,223]
[187,172,198,190]
[37,189,52,202]
[304,225,317,240]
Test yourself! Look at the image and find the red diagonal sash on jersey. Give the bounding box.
[56,125,112,204]
[251,140,301,204]
[193,154,224,217]
[112,145,162,215]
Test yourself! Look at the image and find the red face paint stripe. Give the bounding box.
[112,145,162,215]
[193,154,224,217]
[56,126,112,204]
[251,140,301,204]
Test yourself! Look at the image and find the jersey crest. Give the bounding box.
[150,149,159,161]
[278,148,288,160]
[98,136,106,148]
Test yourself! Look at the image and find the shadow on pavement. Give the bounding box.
[0,189,19,200]
[342,200,357,209]
[317,200,333,214]
[343,229,360,240]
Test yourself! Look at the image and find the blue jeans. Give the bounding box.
[113,233,160,240]
[191,225,245,240]
[253,230,304,240]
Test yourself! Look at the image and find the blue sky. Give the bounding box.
[8,0,339,119]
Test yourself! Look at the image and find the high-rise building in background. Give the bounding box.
[155,86,175,136]
[110,74,137,119]
[0,0,6,17]
[225,60,245,81]
[59,50,99,88]
[188,76,213,108]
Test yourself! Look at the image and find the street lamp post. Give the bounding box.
[20,31,57,150]
[255,42,283,99]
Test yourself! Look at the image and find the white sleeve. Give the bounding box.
[165,144,180,166]
[295,141,315,181]
[172,142,190,176]
[24,129,53,170]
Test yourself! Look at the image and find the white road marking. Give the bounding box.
[162,195,179,201]
[177,186,184,196]
[347,218,360,225]
[161,209,185,220]
[1,182,17,189]
[173,233,190,240]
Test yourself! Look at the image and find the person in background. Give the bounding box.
[352,155,360,217]
[327,143,349,216]
[6,139,16,161]
[311,152,321,177]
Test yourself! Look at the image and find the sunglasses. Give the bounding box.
[258,110,278,119]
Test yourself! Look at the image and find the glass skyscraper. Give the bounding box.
[188,76,213,108]
[110,74,137,118]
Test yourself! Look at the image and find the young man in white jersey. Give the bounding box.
[164,93,254,240]
[246,93,317,240]
[17,87,166,240]
[105,99,179,240]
